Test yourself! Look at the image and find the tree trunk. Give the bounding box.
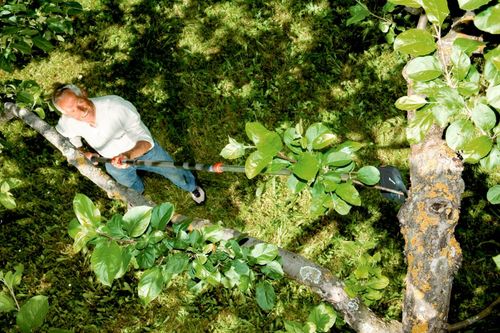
[397,14,465,332]
[2,102,403,332]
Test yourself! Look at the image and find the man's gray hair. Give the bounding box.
[52,84,83,113]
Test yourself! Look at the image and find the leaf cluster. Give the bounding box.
[0,0,82,72]
[68,194,284,311]
[0,264,50,333]
[390,0,499,203]
[221,121,382,216]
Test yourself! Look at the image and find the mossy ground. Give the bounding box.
[0,0,498,332]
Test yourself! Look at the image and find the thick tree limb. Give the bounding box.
[398,14,465,333]
[2,103,402,333]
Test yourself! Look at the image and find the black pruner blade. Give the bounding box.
[377,166,407,203]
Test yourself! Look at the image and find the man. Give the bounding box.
[52,84,205,204]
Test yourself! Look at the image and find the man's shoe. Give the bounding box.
[190,186,205,204]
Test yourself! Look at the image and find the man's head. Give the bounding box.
[52,84,95,121]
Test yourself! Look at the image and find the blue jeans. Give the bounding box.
[105,140,196,194]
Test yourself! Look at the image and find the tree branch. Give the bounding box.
[4,103,402,333]
[447,296,500,332]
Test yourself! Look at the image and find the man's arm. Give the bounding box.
[111,140,152,169]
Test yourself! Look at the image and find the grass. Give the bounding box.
[1,0,499,332]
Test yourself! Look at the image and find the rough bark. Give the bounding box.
[397,15,465,333]
[2,103,403,333]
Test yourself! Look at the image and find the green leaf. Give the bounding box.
[336,182,361,206]
[406,55,442,81]
[421,0,449,27]
[406,108,435,143]
[453,38,486,56]
[461,136,493,163]
[451,46,471,81]
[485,46,500,71]
[480,146,499,170]
[249,243,279,265]
[91,240,130,286]
[474,4,500,34]
[0,192,16,209]
[101,215,127,239]
[293,152,320,181]
[346,4,370,26]
[287,174,307,193]
[430,105,455,127]
[246,122,282,156]
[394,29,436,56]
[324,151,352,167]
[202,224,227,242]
[458,0,492,10]
[435,87,466,112]
[73,193,101,228]
[446,119,477,150]
[334,141,365,155]
[364,289,383,300]
[367,276,390,289]
[388,0,421,8]
[307,303,337,332]
[487,85,500,110]
[32,36,54,52]
[245,150,273,179]
[164,252,190,276]
[357,166,380,186]
[261,260,284,280]
[487,185,500,204]
[284,320,307,333]
[122,206,152,237]
[395,95,427,110]
[220,137,246,160]
[150,202,174,230]
[493,254,500,269]
[0,292,16,312]
[136,245,157,269]
[255,281,275,311]
[305,123,338,150]
[16,295,49,333]
[138,267,165,305]
[458,65,481,96]
[331,194,352,215]
[12,41,31,54]
[322,172,342,192]
[472,103,496,131]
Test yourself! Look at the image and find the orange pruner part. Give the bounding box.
[212,162,224,174]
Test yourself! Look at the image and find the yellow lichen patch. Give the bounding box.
[417,202,439,232]
[428,182,454,201]
[407,253,414,266]
[419,280,431,293]
[411,321,429,333]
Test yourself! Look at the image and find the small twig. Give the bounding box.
[277,152,296,163]
[355,0,392,23]
[97,232,136,245]
[3,280,21,311]
[352,180,406,196]
[447,296,500,331]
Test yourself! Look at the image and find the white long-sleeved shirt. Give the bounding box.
[56,95,154,158]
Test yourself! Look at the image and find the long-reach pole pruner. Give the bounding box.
[90,157,407,199]
[90,156,292,176]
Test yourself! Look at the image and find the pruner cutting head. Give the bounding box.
[377,166,407,203]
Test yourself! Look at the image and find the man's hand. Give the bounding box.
[81,150,99,165]
[111,154,130,169]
